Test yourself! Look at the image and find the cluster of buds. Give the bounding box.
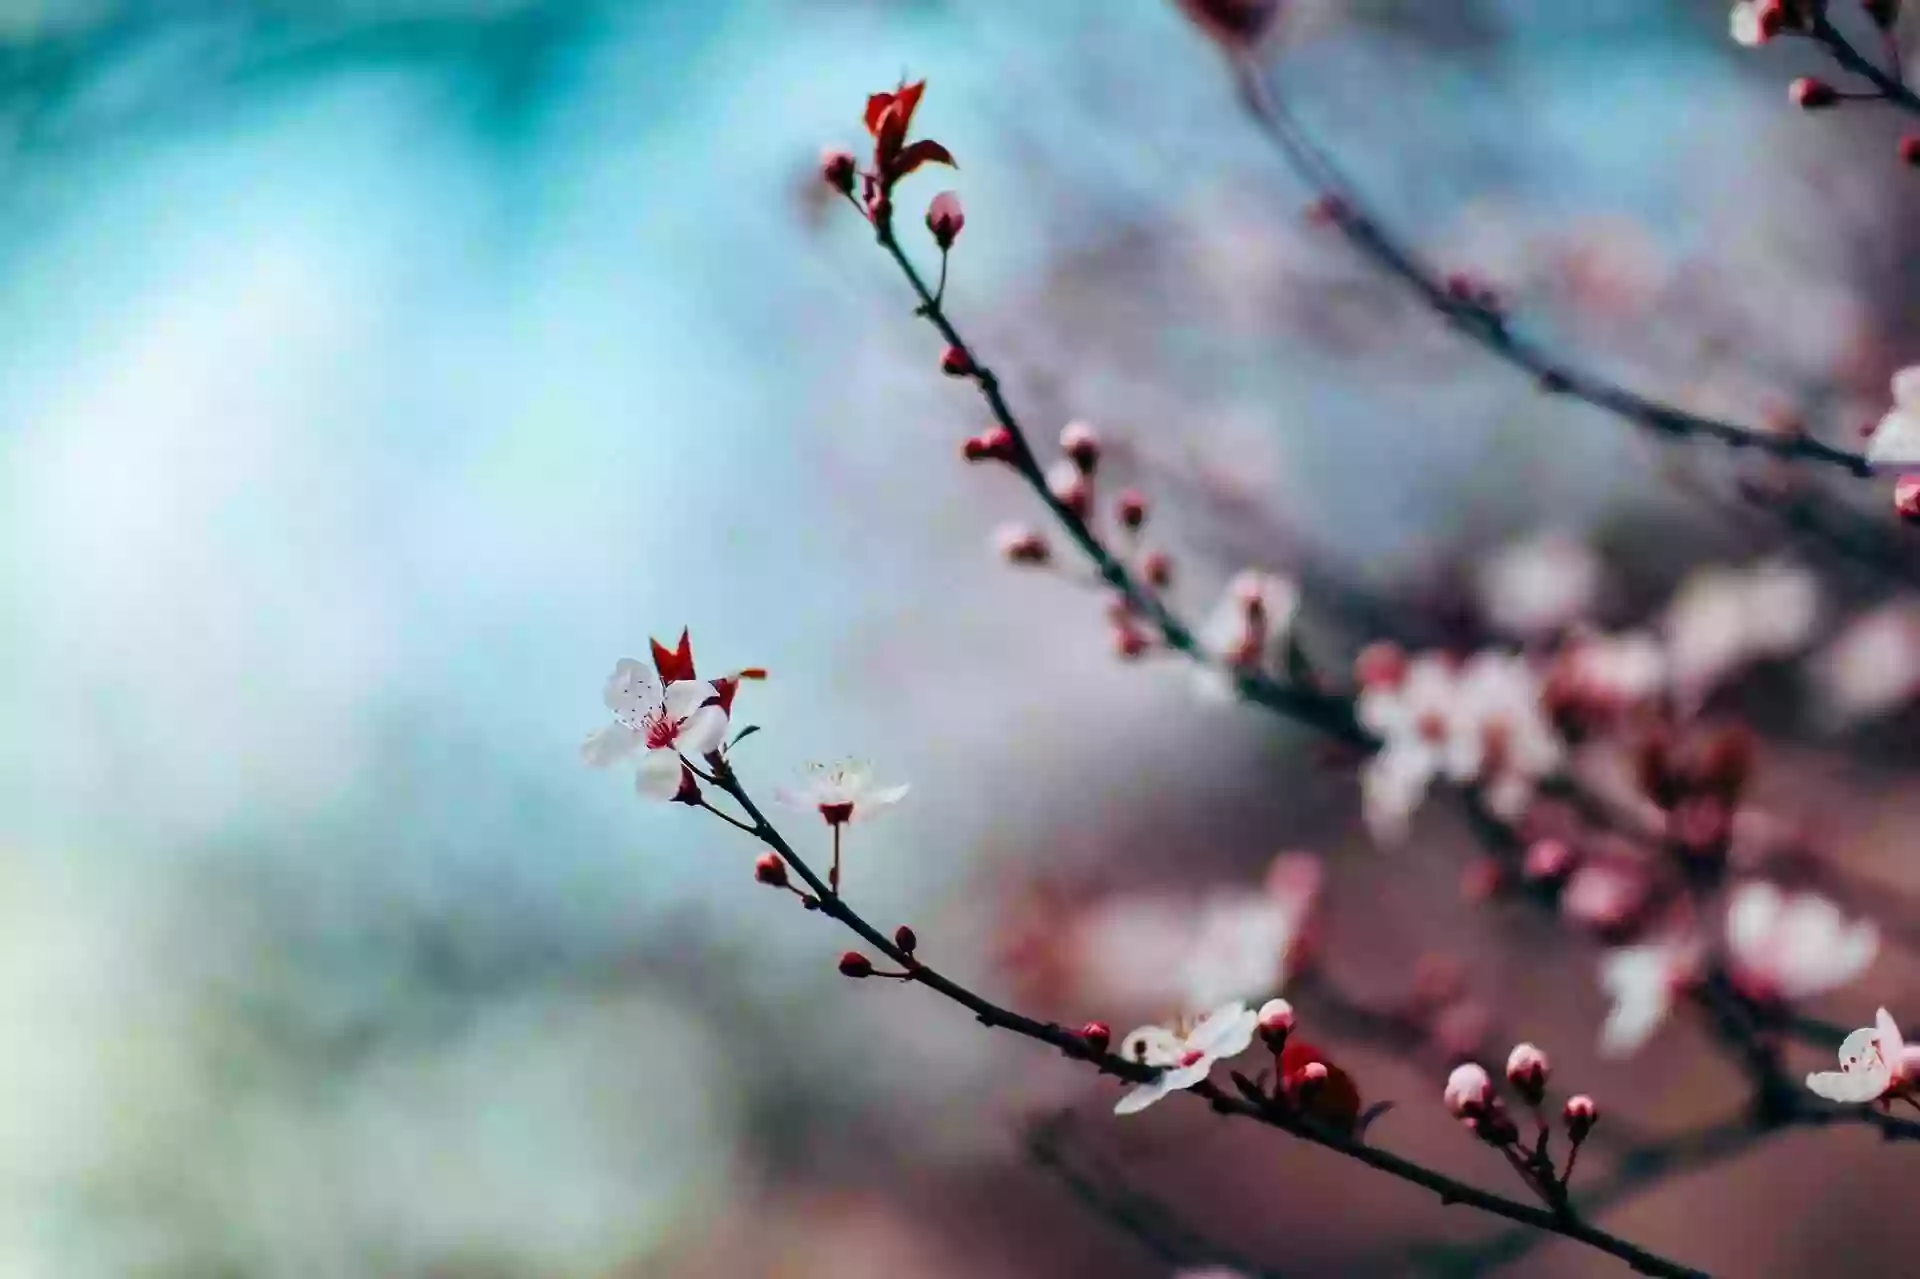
[1243,999,1366,1134]
[1445,1046,1597,1198]
[1048,420,1099,518]
[1636,723,1754,869]
[1729,0,1815,47]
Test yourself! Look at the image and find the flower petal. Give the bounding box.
[603,658,661,725]
[581,722,642,768]
[1870,407,1920,466]
[1118,1025,1184,1068]
[635,748,686,801]
[1113,1076,1173,1116]
[1188,1003,1258,1060]
[676,704,730,756]
[664,678,719,721]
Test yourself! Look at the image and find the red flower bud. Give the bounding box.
[1141,550,1173,589]
[995,524,1051,566]
[894,924,919,954]
[1790,77,1837,110]
[940,345,974,377]
[1902,136,1920,168]
[820,148,857,195]
[1116,488,1148,531]
[1080,1021,1112,1056]
[1112,623,1152,661]
[838,951,874,979]
[962,425,1017,464]
[1897,474,1920,524]
[754,853,789,888]
[926,190,964,249]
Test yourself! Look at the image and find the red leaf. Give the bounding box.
[888,138,956,183]
[863,91,898,137]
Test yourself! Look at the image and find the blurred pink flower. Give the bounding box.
[1475,531,1602,639]
[1866,366,1920,466]
[1814,602,1920,724]
[1664,560,1818,707]
[1597,937,1700,1058]
[1725,881,1877,1004]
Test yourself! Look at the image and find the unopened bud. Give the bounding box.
[1353,642,1409,692]
[1060,420,1101,473]
[1444,1062,1493,1118]
[1564,1093,1598,1142]
[1257,997,1295,1049]
[1901,135,1920,168]
[1505,1042,1550,1104]
[1523,838,1575,883]
[994,524,1051,566]
[1304,193,1349,226]
[1141,550,1172,590]
[1790,77,1837,110]
[754,853,789,888]
[926,190,964,250]
[838,951,874,979]
[940,345,975,377]
[1046,458,1092,518]
[1897,474,1920,525]
[894,924,918,954]
[962,426,1017,464]
[1080,1021,1112,1056]
[820,148,857,195]
[1116,488,1148,531]
[1112,623,1152,661]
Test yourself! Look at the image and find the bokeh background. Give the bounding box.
[0,0,1917,1274]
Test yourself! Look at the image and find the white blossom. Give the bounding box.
[1807,1007,1909,1105]
[1867,366,1920,466]
[1664,560,1818,706]
[1597,938,1698,1058]
[775,761,909,826]
[1114,1001,1260,1115]
[1476,531,1601,639]
[582,659,729,801]
[1814,603,1920,725]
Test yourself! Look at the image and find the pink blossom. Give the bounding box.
[1445,1062,1493,1117]
[1475,531,1602,639]
[1725,882,1877,1004]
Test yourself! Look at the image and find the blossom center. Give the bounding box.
[643,711,678,750]
[1177,1048,1205,1068]
[819,801,855,825]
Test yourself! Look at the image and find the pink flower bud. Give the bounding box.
[1523,838,1575,882]
[1116,488,1148,531]
[1897,474,1920,524]
[1564,1093,1598,1142]
[1257,997,1295,1048]
[754,853,789,888]
[1141,550,1173,589]
[940,345,975,377]
[1505,1042,1550,1103]
[1080,1021,1112,1056]
[1112,622,1152,661]
[820,148,857,195]
[1304,193,1349,226]
[1060,420,1101,473]
[926,190,965,249]
[962,425,1017,464]
[994,524,1051,566]
[838,951,874,979]
[1047,458,1092,518]
[1444,1062,1493,1117]
[1173,0,1284,51]
[1790,77,1837,110]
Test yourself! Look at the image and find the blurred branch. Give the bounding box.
[1807,11,1920,117]
[1027,1113,1287,1276]
[1227,63,1876,481]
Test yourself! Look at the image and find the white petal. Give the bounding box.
[581,722,642,767]
[1893,365,1920,410]
[852,782,909,821]
[1870,408,1920,466]
[1188,1003,1259,1060]
[1724,882,1780,966]
[677,703,730,755]
[1113,1076,1174,1116]
[1879,1008,1905,1064]
[635,748,686,801]
[1156,1059,1215,1093]
[603,658,661,722]
[1729,4,1761,47]
[1807,1067,1890,1104]
[663,678,719,721]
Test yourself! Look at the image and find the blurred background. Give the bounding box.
[0,0,1917,1274]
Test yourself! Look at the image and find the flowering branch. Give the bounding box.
[686,754,1706,1277]
[1225,63,1877,482]
[1802,8,1920,118]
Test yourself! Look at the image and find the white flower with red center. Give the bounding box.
[1725,881,1878,1004]
[1728,1,1768,45]
[1597,937,1700,1058]
[1356,652,1460,844]
[1546,630,1667,724]
[1114,1001,1260,1115]
[1475,531,1601,639]
[776,760,909,826]
[1867,366,1920,466]
[1806,1007,1917,1104]
[582,659,731,800]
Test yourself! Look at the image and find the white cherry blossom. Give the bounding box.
[1814,603,1920,725]
[1664,560,1818,706]
[1475,531,1601,639]
[582,659,729,800]
[775,761,909,826]
[1597,938,1699,1058]
[1807,1007,1910,1105]
[1114,1001,1260,1115]
[1867,366,1920,466]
